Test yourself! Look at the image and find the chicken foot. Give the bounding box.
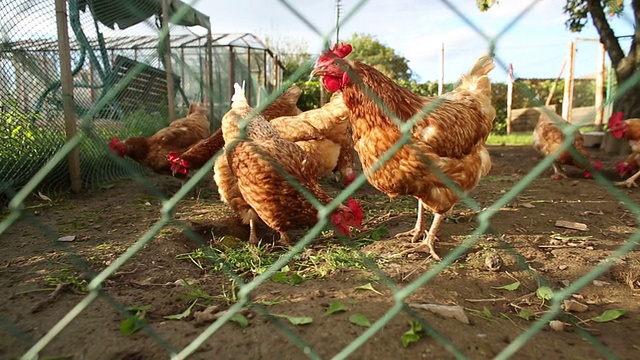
[394,199,425,242]
[615,168,640,188]
[550,163,568,180]
[397,213,444,260]
[278,232,293,246]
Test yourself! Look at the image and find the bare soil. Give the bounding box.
[1,145,640,360]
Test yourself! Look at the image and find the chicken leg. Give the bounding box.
[394,199,426,242]
[278,232,293,246]
[248,218,259,245]
[399,213,444,260]
[615,168,640,188]
[550,163,568,180]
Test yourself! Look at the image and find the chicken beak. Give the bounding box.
[310,68,324,78]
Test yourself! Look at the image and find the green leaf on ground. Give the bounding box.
[349,314,371,327]
[323,301,349,316]
[491,281,521,291]
[591,309,626,323]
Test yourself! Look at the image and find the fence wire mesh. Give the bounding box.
[1,0,639,359]
[0,0,283,202]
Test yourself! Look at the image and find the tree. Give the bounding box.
[346,33,414,81]
[265,33,418,110]
[478,0,640,118]
[263,35,312,80]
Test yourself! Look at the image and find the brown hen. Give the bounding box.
[532,112,601,179]
[168,85,303,175]
[109,102,210,177]
[221,83,362,245]
[312,43,495,259]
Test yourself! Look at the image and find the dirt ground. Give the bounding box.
[1,145,640,360]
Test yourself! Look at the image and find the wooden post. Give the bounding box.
[55,0,82,193]
[438,43,444,96]
[594,42,605,131]
[161,0,176,122]
[506,64,514,134]
[562,40,575,123]
[228,46,235,105]
[247,47,251,105]
[545,59,566,106]
[180,46,185,100]
[206,29,215,128]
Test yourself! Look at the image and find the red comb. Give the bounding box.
[331,43,353,58]
[610,112,624,124]
[593,160,603,171]
[109,137,119,147]
[616,160,627,176]
[347,198,363,226]
[166,152,180,163]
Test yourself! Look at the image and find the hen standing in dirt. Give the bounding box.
[221,82,363,245]
[109,102,210,177]
[532,112,602,179]
[311,43,495,260]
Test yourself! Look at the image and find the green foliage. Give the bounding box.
[346,33,414,81]
[294,80,327,111]
[393,79,439,96]
[120,108,168,138]
[264,35,312,80]
[1,97,64,195]
[1,97,44,159]
[563,0,624,32]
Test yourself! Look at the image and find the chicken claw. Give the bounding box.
[395,213,445,261]
[615,169,640,188]
[614,179,638,188]
[550,173,568,180]
[397,241,441,261]
[394,228,425,243]
[394,199,426,242]
[277,232,293,247]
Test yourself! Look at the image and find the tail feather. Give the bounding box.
[468,54,495,77]
[231,81,247,109]
[458,54,495,94]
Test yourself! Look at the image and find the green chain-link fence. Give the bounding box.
[1,0,639,359]
[0,0,283,203]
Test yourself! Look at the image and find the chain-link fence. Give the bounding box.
[0,0,283,202]
[1,0,640,359]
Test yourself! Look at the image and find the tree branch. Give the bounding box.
[586,0,626,70]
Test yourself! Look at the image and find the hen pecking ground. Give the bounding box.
[1,145,639,359]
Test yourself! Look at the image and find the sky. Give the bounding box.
[3,0,635,84]
[184,0,636,83]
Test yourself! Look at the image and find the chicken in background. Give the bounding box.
[167,85,303,176]
[312,43,495,260]
[220,82,362,245]
[209,92,355,241]
[532,112,602,179]
[109,102,210,177]
[269,91,356,185]
[608,112,640,187]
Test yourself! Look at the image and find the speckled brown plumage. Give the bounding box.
[175,86,303,171]
[532,112,592,178]
[219,85,357,244]
[314,47,495,259]
[113,102,210,176]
